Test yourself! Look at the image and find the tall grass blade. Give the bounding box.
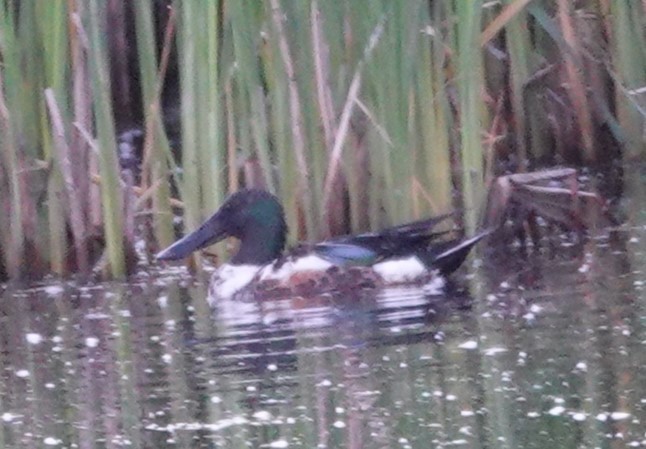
[134,0,175,249]
[269,0,316,237]
[455,0,486,233]
[609,1,646,159]
[86,0,127,277]
[0,2,25,278]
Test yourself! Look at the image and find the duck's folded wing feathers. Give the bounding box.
[313,242,379,266]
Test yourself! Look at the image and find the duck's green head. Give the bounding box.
[156,189,287,265]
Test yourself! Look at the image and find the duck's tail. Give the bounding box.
[419,230,491,275]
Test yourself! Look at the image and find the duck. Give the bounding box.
[156,189,488,304]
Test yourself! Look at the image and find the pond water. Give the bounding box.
[0,169,644,449]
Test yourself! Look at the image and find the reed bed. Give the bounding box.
[0,0,643,281]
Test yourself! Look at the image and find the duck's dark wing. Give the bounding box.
[324,214,455,259]
[312,214,475,272]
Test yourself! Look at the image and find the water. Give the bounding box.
[1,175,644,448]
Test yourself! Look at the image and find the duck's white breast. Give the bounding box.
[258,255,334,282]
[209,264,261,304]
[372,256,428,283]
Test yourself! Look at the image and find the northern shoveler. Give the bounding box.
[157,189,487,304]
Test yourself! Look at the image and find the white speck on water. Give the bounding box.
[527,411,540,418]
[610,412,631,420]
[246,385,257,392]
[554,397,565,404]
[398,437,409,444]
[318,379,332,387]
[267,364,278,371]
[572,412,586,421]
[2,412,19,422]
[15,369,29,378]
[578,263,590,273]
[459,426,472,436]
[461,410,474,417]
[268,440,289,448]
[158,296,168,308]
[52,335,62,343]
[596,413,608,422]
[484,347,507,356]
[575,361,587,372]
[44,285,64,296]
[43,437,62,446]
[26,333,43,345]
[85,337,99,348]
[486,294,497,301]
[459,340,478,350]
[529,304,542,313]
[335,407,344,414]
[333,420,346,428]
[548,406,566,416]
[210,396,222,404]
[162,354,172,364]
[253,410,272,421]
[45,383,55,389]
[499,281,510,289]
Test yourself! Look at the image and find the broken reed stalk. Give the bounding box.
[321,18,385,232]
[44,89,90,274]
[557,0,596,163]
[69,2,100,231]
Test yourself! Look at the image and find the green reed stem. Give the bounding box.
[87,0,126,277]
[0,2,25,278]
[455,0,485,234]
[610,1,646,160]
[134,0,175,248]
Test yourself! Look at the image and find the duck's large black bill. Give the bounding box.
[156,212,228,261]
